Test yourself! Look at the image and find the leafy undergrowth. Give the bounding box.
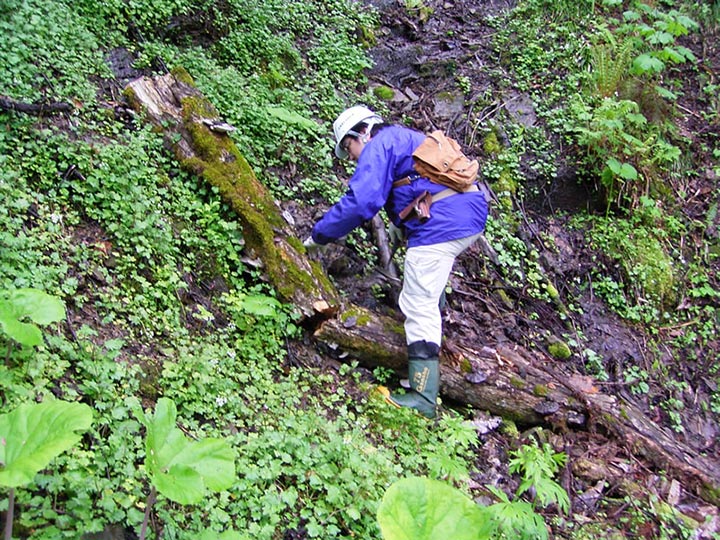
[1,0,719,538]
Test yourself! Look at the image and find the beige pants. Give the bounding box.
[398,233,482,346]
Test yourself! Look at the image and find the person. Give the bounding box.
[304,105,488,418]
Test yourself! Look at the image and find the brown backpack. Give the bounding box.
[412,130,479,192]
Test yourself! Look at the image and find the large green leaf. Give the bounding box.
[631,53,665,75]
[144,398,235,505]
[0,400,93,487]
[0,288,66,347]
[377,477,486,540]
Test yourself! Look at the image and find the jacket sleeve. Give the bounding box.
[311,139,396,244]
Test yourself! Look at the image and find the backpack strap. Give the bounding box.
[393,174,418,188]
[397,184,480,223]
[431,183,479,203]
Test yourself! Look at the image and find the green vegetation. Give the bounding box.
[483,0,718,445]
[378,438,569,540]
[0,0,718,537]
[1,400,93,540]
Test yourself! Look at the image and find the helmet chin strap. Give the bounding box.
[360,119,382,143]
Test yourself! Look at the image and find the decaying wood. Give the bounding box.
[124,69,339,318]
[126,69,720,507]
[0,95,73,115]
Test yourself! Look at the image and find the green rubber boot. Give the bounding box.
[387,341,440,419]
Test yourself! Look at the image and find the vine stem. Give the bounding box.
[3,488,14,540]
[139,486,157,540]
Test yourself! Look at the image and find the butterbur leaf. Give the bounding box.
[144,398,235,505]
[377,477,486,540]
[174,439,236,492]
[0,400,93,487]
[0,288,66,347]
[0,316,42,348]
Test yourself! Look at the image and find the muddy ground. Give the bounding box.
[295,0,720,536]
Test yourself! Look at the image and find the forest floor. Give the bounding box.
[291,0,720,537]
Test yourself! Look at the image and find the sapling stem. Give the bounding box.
[139,486,157,540]
[3,488,15,540]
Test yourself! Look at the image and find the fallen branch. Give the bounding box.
[315,304,720,506]
[124,69,339,318]
[0,95,73,115]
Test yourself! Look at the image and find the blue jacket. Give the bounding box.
[312,125,488,248]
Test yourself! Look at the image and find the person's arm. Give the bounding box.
[311,141,395,244]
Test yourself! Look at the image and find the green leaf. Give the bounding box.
[144,398,235,505]
[606,157,622,175]
[0,288,66,347]
[674,45,696,62]
[631,54,665,75]
[198,531,247,540]
[377,477,485,540]
[660,46,686,64]
[622,10,640,22]
[485,500,548,540]
[655,85,677,101]
[265,106,318,136]
[0,400,93,487]
[618,163,638,180]
[648,31,674,46]
[240,294,281,317]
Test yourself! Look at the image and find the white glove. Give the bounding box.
[387,223,405,245]
[303,236,320,250]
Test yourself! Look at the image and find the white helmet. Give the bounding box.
[332,105,383,159]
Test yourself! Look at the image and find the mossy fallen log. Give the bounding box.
[124,69,339,318]
[316,307,720,506]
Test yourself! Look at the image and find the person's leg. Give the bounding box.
[399,233,482,345]
[390,233,482,418]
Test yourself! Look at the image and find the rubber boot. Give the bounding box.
[387,341,440,419]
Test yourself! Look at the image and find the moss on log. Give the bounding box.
[124,69,338,317]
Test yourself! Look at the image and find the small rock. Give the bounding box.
[566,410,587,427]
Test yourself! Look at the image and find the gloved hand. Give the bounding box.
[303,236,321,250]
[387,222,405,245]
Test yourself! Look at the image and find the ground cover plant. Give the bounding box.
[1,0,719,538]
